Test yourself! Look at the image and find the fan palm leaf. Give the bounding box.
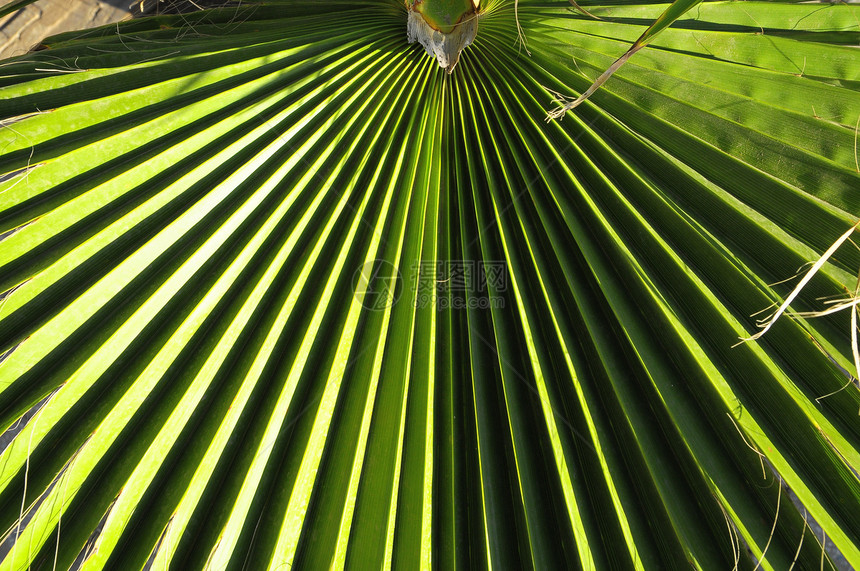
[0,0,858,568]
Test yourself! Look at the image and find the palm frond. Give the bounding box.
[0,0,858,568]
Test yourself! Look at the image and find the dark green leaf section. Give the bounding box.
[0,0,39,19]
[0,1,858,569]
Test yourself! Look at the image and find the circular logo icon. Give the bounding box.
[352,259,401,310]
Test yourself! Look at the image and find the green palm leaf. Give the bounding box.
[0,0,858,568]
[0,0,39,19]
